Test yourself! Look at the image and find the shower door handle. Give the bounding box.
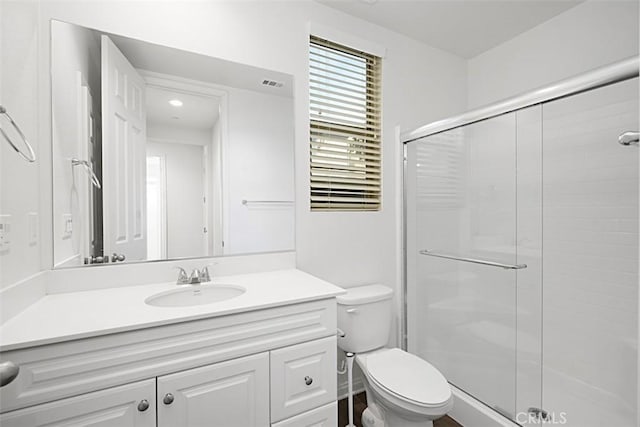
[419,250,527,270]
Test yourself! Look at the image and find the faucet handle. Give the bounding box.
[200,262,218,283]
[200,266,211,283]
[174,267,189,284]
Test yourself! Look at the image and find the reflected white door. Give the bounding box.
[101,35,146,261]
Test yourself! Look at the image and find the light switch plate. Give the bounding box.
[28,212,39,246]
[0,214,12,253]
[62,214,73,239]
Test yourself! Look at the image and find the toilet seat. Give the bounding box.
[364,348,451,408]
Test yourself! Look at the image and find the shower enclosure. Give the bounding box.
[404,58,639,426]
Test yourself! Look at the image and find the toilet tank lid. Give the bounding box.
[336,284,393,305]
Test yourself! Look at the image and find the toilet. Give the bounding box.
[337,284,453,427]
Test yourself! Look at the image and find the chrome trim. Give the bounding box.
[402,56,639,143]
[0,105,36,162]
[401,143,408,352]
[0,361,19,387]
[618,131,639,146]
[71,158,102,189]
[242,199,293,206]
[419,250,527,270]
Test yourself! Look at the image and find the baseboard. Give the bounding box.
[449,384,519,427]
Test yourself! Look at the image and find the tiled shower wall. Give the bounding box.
[542,77,638,426]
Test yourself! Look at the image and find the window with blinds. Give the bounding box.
[309,36,382,211]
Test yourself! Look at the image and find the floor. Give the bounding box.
[338,392,463,427]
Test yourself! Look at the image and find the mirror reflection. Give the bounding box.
[51,20,295,268]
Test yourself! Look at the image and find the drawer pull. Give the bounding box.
[304,376,313,386]
[0,361,19,387]
[137,399,150,412]
[163,393,175,405]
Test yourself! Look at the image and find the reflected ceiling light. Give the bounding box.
[169,99,183,107]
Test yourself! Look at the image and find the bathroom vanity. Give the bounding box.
[0,269,343,426]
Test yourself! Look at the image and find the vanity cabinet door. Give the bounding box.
[157,352,270,427]
[0,379,155,427]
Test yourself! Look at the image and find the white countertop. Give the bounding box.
[0,269,345,352]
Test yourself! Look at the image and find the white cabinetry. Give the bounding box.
[0,379,156,427]
[157,352,270,427]
[0,299,338,426]
[272,402,337,427]
[271,336,337,423]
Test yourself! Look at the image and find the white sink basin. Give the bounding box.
[145,284,245,307]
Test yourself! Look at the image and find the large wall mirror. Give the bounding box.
[51,20,295,268]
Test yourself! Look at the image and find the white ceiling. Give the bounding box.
[317,0,584,58]
[110,33,293,98]
[146,86,220,130]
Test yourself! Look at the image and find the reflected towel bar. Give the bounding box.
[71,158,102,189]
[419,250,527,270]
[242,199,293,206]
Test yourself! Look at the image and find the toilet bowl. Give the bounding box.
[337,284,453,427]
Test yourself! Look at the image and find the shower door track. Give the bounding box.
[401,56,639,143]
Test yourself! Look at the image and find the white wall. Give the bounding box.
[147,134,207,259]
[0,1,42,289]
[210,121,223,256]
[467,0,639,108]
[147,123,211,144]
[225,87,295,255]
[32,1,468,321]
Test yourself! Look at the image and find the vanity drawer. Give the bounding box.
[0,379,156,427]
[270,335,336,422]
[271,401,337,427]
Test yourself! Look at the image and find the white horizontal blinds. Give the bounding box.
[310,36,382,211]
[416,129,466,210]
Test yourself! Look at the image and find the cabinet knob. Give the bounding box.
[163,393,175,405]
[304,376,313,386]
[137,399,150,412]
[0,361,19,387]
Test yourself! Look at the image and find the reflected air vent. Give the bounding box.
[261,79,284,88]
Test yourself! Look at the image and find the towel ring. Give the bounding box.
[0,105,36,163]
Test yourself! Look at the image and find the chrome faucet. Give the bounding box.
[175,266,212,285]
[189,269,202,284]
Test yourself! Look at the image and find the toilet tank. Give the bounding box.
[337,284,393,353]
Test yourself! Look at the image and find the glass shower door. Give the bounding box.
[406,112,523,419]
